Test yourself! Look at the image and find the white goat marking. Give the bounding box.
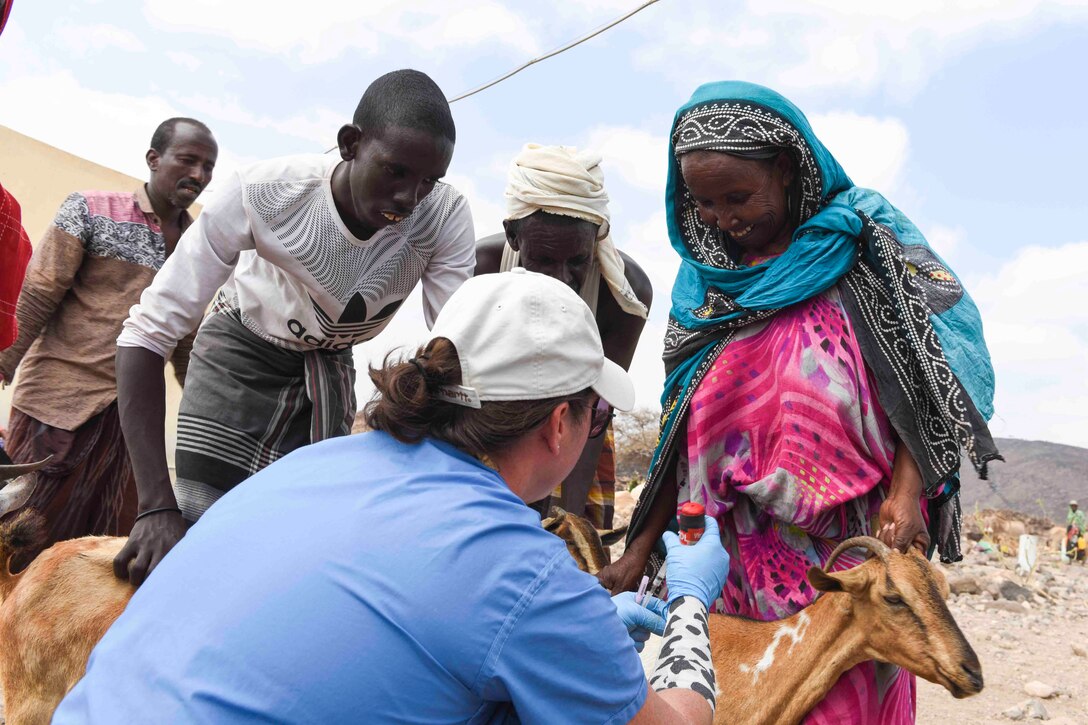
[738,612,810,684]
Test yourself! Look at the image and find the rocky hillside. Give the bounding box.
[959,438,1088,521]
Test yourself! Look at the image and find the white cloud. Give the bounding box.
[583,126,668,194]
[609,209,676,405]
[142,0,541,65]
[269,109,348,150]
[166,51,202,72]
[923,224,965,267]
[172,92,344,149]
[0,70,179,179]
[0,66,262,199]
[52,22,146,56]
[808,112,910,194]
[0,66,340,192]
[627,315,668,411]
[971,241,1088,447]
[618,210,674,304]
[630,0,1088,96]
[427,3,538,52]
[443,173,505,239]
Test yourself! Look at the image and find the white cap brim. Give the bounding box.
[592,357,635,412]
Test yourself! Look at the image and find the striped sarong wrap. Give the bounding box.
[174,311,355,521]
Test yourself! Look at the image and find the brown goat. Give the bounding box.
[549,515,983,725]
[0,462,135,725]
[708,537,981,724]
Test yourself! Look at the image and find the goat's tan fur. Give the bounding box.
[707,543,981,724]
[548,514,983,725]
[0,463,135,725]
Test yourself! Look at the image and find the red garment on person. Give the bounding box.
[0,182,33,351]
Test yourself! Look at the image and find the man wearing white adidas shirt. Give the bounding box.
[113,70,475,585]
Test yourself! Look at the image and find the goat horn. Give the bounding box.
[0,456,52,481]
[823,535,891,572]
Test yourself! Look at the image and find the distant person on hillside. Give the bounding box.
[475,144,652,529]
[114,69,475,586]
[1068,500,1084,531]
[1068,500,1086,564]
[0,117,217,571]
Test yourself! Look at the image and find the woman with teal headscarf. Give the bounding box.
[599,82,999,722]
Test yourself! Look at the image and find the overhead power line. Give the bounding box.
[323,0,659,152]
[446,0,661,104]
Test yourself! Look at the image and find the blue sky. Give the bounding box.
[1,0,1086,447]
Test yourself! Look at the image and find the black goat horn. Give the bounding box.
[0,456,52,481]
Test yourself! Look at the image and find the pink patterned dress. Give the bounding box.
[683,287,916,723]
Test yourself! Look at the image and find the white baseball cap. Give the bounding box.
[429,268,635,411]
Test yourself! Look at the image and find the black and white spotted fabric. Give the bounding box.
[649,596,718,713]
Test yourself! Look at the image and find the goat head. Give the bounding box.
[806,537,983,699]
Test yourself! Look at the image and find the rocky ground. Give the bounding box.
[916,546,1088,724]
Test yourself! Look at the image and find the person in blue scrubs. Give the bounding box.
[55,270,728,724]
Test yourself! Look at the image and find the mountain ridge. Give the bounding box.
[956,437,1086,522]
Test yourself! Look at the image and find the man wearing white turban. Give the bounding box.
[476,144,652,530]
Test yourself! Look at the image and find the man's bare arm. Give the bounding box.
[597,250,653,372]
[113,345,187,585]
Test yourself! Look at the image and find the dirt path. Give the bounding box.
[915,550,1088,724]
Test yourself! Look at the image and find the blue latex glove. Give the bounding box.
[611,591,668,652]
[662,515,729,608]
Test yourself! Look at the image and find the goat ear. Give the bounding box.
[598,526,628,547]
[0,476,38,518]
[807,566,845,592]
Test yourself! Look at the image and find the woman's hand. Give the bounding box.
[877,493,929,553]
[597,550,648,595]
[877,439,930,553]
[601,474,678,595]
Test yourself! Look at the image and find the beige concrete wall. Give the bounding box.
[0,124,186,465]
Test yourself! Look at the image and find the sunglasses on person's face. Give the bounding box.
[588,396,614,439]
